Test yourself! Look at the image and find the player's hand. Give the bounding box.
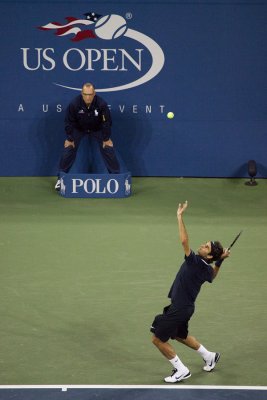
[177,201,188,217]
[103,139,113,148]
[221,248,230,259]
[64,140,75,148]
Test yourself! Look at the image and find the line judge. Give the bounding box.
[55,82,120,190]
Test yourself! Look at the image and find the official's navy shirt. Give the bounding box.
[65,94,112,141]
[168,250,214,307]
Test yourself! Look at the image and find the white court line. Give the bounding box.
[0,385,266,390]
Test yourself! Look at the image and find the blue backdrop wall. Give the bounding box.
[1,0,266,177]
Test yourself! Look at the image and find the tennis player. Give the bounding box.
[150,201,230,383]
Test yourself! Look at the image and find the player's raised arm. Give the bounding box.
[211,248,230,279]
[177,201,190,256]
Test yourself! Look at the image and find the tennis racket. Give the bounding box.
[228,230,243,250]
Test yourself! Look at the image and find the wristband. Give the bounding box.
[215,259,224,267]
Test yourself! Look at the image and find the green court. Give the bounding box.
[0,177,266,386]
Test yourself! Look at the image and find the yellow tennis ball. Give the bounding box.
[167,112,174,119]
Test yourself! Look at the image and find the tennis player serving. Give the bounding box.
[150,201,230,383]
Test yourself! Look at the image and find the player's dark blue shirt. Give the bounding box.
[65,94,112,141]
[168,250,214,307]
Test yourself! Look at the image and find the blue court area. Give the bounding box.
[0,387,267,400]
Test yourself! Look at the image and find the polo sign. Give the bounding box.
[59,172,131,198]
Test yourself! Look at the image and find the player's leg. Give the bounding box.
[151,335,191,383]
[175,335,200,350]
[175,335,220,372]
[150,308,191,383]
[151,334,176,359]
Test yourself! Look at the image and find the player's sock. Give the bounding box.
[197,344,211,361]
[169,355,186,370]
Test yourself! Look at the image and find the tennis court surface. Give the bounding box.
[0,177,266,396]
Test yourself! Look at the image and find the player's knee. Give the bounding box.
[176,336,186,343]
[151,335,161,347]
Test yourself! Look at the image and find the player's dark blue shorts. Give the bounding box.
[150,304,194,342]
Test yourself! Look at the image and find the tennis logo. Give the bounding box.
[21,11,165,92]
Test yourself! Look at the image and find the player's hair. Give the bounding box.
[82,82,95,90]
[209,241,224,263]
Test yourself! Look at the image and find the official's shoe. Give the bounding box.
[55,179,61,191]
[203,352,220,372]
[164,367,191,383]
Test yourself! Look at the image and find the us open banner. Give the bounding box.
[1,1,267,177]
[59,172,132,198]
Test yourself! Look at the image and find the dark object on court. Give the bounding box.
[245,160,257,186]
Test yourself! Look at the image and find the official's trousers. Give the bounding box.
[59,130,120,174]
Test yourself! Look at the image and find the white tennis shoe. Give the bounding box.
[164,367,191,383]
[55,179,61,191]
[203,352,220,372]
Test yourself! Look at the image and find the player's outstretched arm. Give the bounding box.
[177,201,190,256]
